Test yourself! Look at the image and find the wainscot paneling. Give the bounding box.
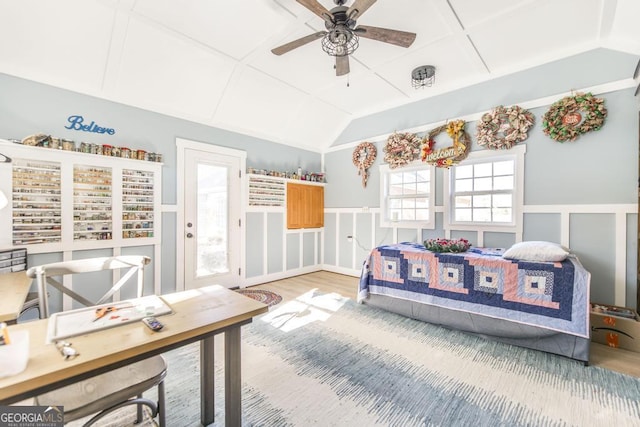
[323,204,637,308]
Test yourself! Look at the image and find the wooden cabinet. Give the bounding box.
[287,182,323,229]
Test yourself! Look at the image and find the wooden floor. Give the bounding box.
[251,271,640,379]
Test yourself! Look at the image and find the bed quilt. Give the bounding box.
[358,242,590,338]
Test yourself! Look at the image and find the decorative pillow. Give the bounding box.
[502,241,569,262]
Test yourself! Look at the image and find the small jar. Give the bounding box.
[81,142,91,153]
[121,147,131,158]
[136,150,146,160]
[62,140,75,151]
[49,138,60,149]
[155,153,163,163]
[102,144,112,156]
[91,143,100,155]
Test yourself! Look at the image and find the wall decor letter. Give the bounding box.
[65,115,116,135]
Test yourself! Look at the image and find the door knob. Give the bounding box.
[186,233,194,238]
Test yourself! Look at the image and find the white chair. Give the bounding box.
[25,255,166,426]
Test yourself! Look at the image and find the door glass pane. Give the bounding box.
[197,163,228,276]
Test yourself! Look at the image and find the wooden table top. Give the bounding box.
[0,285,268,403]
[0,271,32,322]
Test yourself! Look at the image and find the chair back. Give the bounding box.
[26,255,151,318]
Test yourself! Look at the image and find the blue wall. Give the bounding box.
[0,72,322,295]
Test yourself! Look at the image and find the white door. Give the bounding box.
[179,141,244,289]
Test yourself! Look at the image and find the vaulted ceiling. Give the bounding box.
[1,0,639,153]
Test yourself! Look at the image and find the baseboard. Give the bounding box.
[321,265,360,277]
[242,266,323,287]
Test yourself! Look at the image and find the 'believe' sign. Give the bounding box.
[65,115,116,135]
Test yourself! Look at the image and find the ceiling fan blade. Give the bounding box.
[354,25,416,48]
[271,31,326,56]
[347,0,377,20]
[336,55,350,76]
[296,0,333,23]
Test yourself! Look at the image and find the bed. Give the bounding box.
[358,242,591,363]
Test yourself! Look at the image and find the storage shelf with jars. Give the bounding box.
[74,165,113,241]
[122,169,155,239]
[247,174,286,208]
[0,140,162,253]
[11,159,62,245]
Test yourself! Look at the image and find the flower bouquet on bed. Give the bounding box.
[424,238,471,253]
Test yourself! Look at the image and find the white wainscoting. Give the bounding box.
[323,204,637,307]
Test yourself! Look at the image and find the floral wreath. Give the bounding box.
[476,105,535,150]
[424,238,471,253]
[542,92,607,142]
[421,120,471,168]
[352,142,377,188]
[383,132,422,169]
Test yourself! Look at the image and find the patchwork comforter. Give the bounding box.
[358,243,590,338]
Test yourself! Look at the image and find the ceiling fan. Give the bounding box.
[271,0,416,76]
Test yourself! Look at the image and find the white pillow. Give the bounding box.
[502,241,569,262]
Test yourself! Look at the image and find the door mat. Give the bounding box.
[236,289,283,307]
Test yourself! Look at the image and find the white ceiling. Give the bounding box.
[1,0,639,153]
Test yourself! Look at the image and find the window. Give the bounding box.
[446,145,525,231]
[380,164,435,228]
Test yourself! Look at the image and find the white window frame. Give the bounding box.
[444,144,526,234]
[379,161,436,229]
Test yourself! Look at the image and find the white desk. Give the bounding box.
[0,285,268,426]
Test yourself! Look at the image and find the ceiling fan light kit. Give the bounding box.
[321,29,359,57]
[272,0,416,76]
[412,65,436,89]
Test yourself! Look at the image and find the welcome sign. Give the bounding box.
[65,115,115,135]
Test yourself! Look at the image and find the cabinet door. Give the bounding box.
[287,183,304,229]
[308,185,324,228]
[287,183,324,229]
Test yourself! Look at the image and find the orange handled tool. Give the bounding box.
[93,306,117,322]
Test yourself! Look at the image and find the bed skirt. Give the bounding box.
[362,293,590,363]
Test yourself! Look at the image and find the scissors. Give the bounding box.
[93,306,118,322]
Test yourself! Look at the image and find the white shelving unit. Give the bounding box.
[0,141,162,254]
[122,169,155,239]
[247,174,286,208]
[11,159,62,245]
[73,165,113,241]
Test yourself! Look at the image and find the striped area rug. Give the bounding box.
[71,290,640,426]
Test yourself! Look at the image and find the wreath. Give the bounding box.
[352,142,377,188]
[424,238,471,253]
[421,120,471,168]
[476,105,535,150]
[383,132,422,169]
[542,92,607,142]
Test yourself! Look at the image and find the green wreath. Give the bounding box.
[542,92,607,142]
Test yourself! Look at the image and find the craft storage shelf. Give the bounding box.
[73,165,112,241]
[122,169,155,239]
[0,140,162,254]
[11,159,62,245]
[247,174,286,208]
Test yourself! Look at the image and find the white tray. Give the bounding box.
[46,295,172,343]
